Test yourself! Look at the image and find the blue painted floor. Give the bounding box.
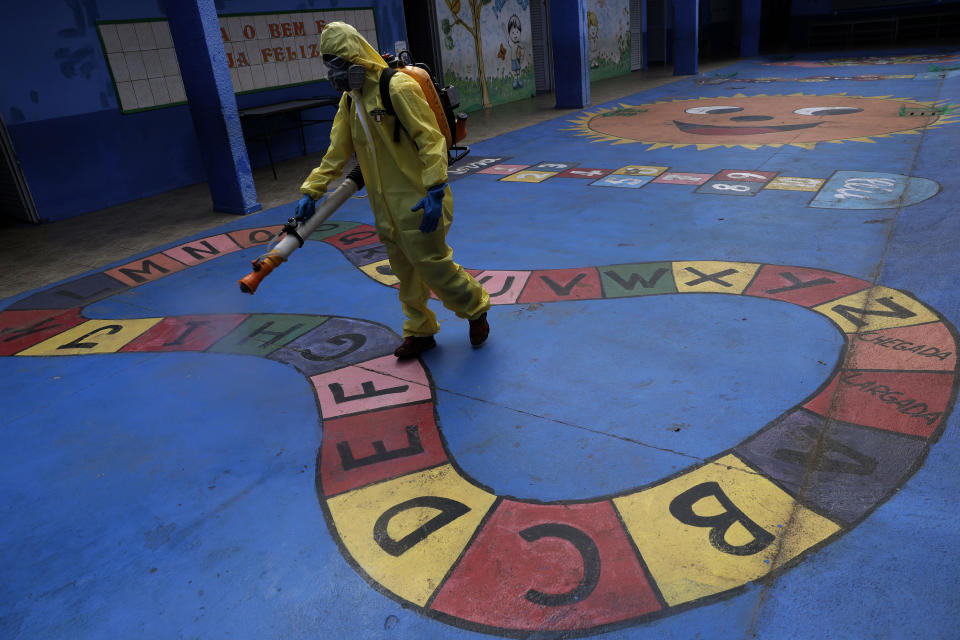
[3,49,960,639]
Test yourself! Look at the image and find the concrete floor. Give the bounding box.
[0,63,730,301]
[7,51,959,640]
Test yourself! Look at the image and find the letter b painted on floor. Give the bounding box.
[669,482,775,556]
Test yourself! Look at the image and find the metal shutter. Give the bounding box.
[631,0,644,70]
[531,0,552,93]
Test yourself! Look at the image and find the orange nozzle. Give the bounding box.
[238,254,285,294]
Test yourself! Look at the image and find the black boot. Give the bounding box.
[394,335,437,359]
[469,312,489,347]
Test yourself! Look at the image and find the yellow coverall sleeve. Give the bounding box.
[389,74,448,189]
[300,93,356,199]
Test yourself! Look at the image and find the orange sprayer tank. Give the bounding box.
[395,64,454,148]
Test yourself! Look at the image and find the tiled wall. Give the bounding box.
[97,9,378,113]
[98,21,184,112]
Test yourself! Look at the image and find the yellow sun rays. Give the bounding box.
[563,93,959,150]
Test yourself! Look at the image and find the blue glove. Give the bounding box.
[412,183,446,233]
[294,194,316,222]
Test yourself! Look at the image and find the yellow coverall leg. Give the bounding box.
[379,210,490,338]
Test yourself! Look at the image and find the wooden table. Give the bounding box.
[239,97,339,179]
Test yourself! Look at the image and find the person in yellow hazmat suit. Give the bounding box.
[295,22,490,359]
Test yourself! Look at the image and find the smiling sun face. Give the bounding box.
[569,93,957,149]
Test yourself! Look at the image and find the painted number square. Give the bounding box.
[653,172,714,185]
[765,176,826,192]
[613,165,668,176]
[590,175,654,189]
[557,168,612,179]
[500,170,558,183]
[530,162,578,172]
[697,180,763,196]
[478,164,529,175]
[715,170,777,183]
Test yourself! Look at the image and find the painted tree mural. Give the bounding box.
[441,0,493,106]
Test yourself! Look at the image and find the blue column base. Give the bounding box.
[214,200,263,215]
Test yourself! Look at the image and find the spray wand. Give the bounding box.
[238,164,365,294]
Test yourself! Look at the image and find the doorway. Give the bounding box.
[760,0,792,54]
[402,0,444,78]
[700,0,741,60]
[0,114,39,225]
[646,0,668,65]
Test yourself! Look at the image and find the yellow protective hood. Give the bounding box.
[320,22,387,74]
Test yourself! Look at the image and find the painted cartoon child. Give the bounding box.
[588,10,599,69]
[508,14,524,89]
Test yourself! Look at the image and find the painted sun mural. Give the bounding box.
[566,93,959,150]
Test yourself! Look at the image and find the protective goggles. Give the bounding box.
[323,55,366,92]
[323,55,350,71]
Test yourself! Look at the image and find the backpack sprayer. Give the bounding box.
[382,51,469,165]
[238,165,365,294]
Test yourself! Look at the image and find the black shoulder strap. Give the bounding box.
[378,68,402,142]
[379,68,397,115]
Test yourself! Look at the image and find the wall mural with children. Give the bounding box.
[587,0,631,82]
[435,0,535,112]
[434,0,633,112]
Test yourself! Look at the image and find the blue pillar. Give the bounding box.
[740,0,761,58]
[166,0,260,215]
[550,0,590,109]
[672,0,698,76]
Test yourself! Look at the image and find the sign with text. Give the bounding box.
[98,10,378,113]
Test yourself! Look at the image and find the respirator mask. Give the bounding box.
[324,55,366,92]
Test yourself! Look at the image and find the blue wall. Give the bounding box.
[792,0,960,15]
[0,0,407,222]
